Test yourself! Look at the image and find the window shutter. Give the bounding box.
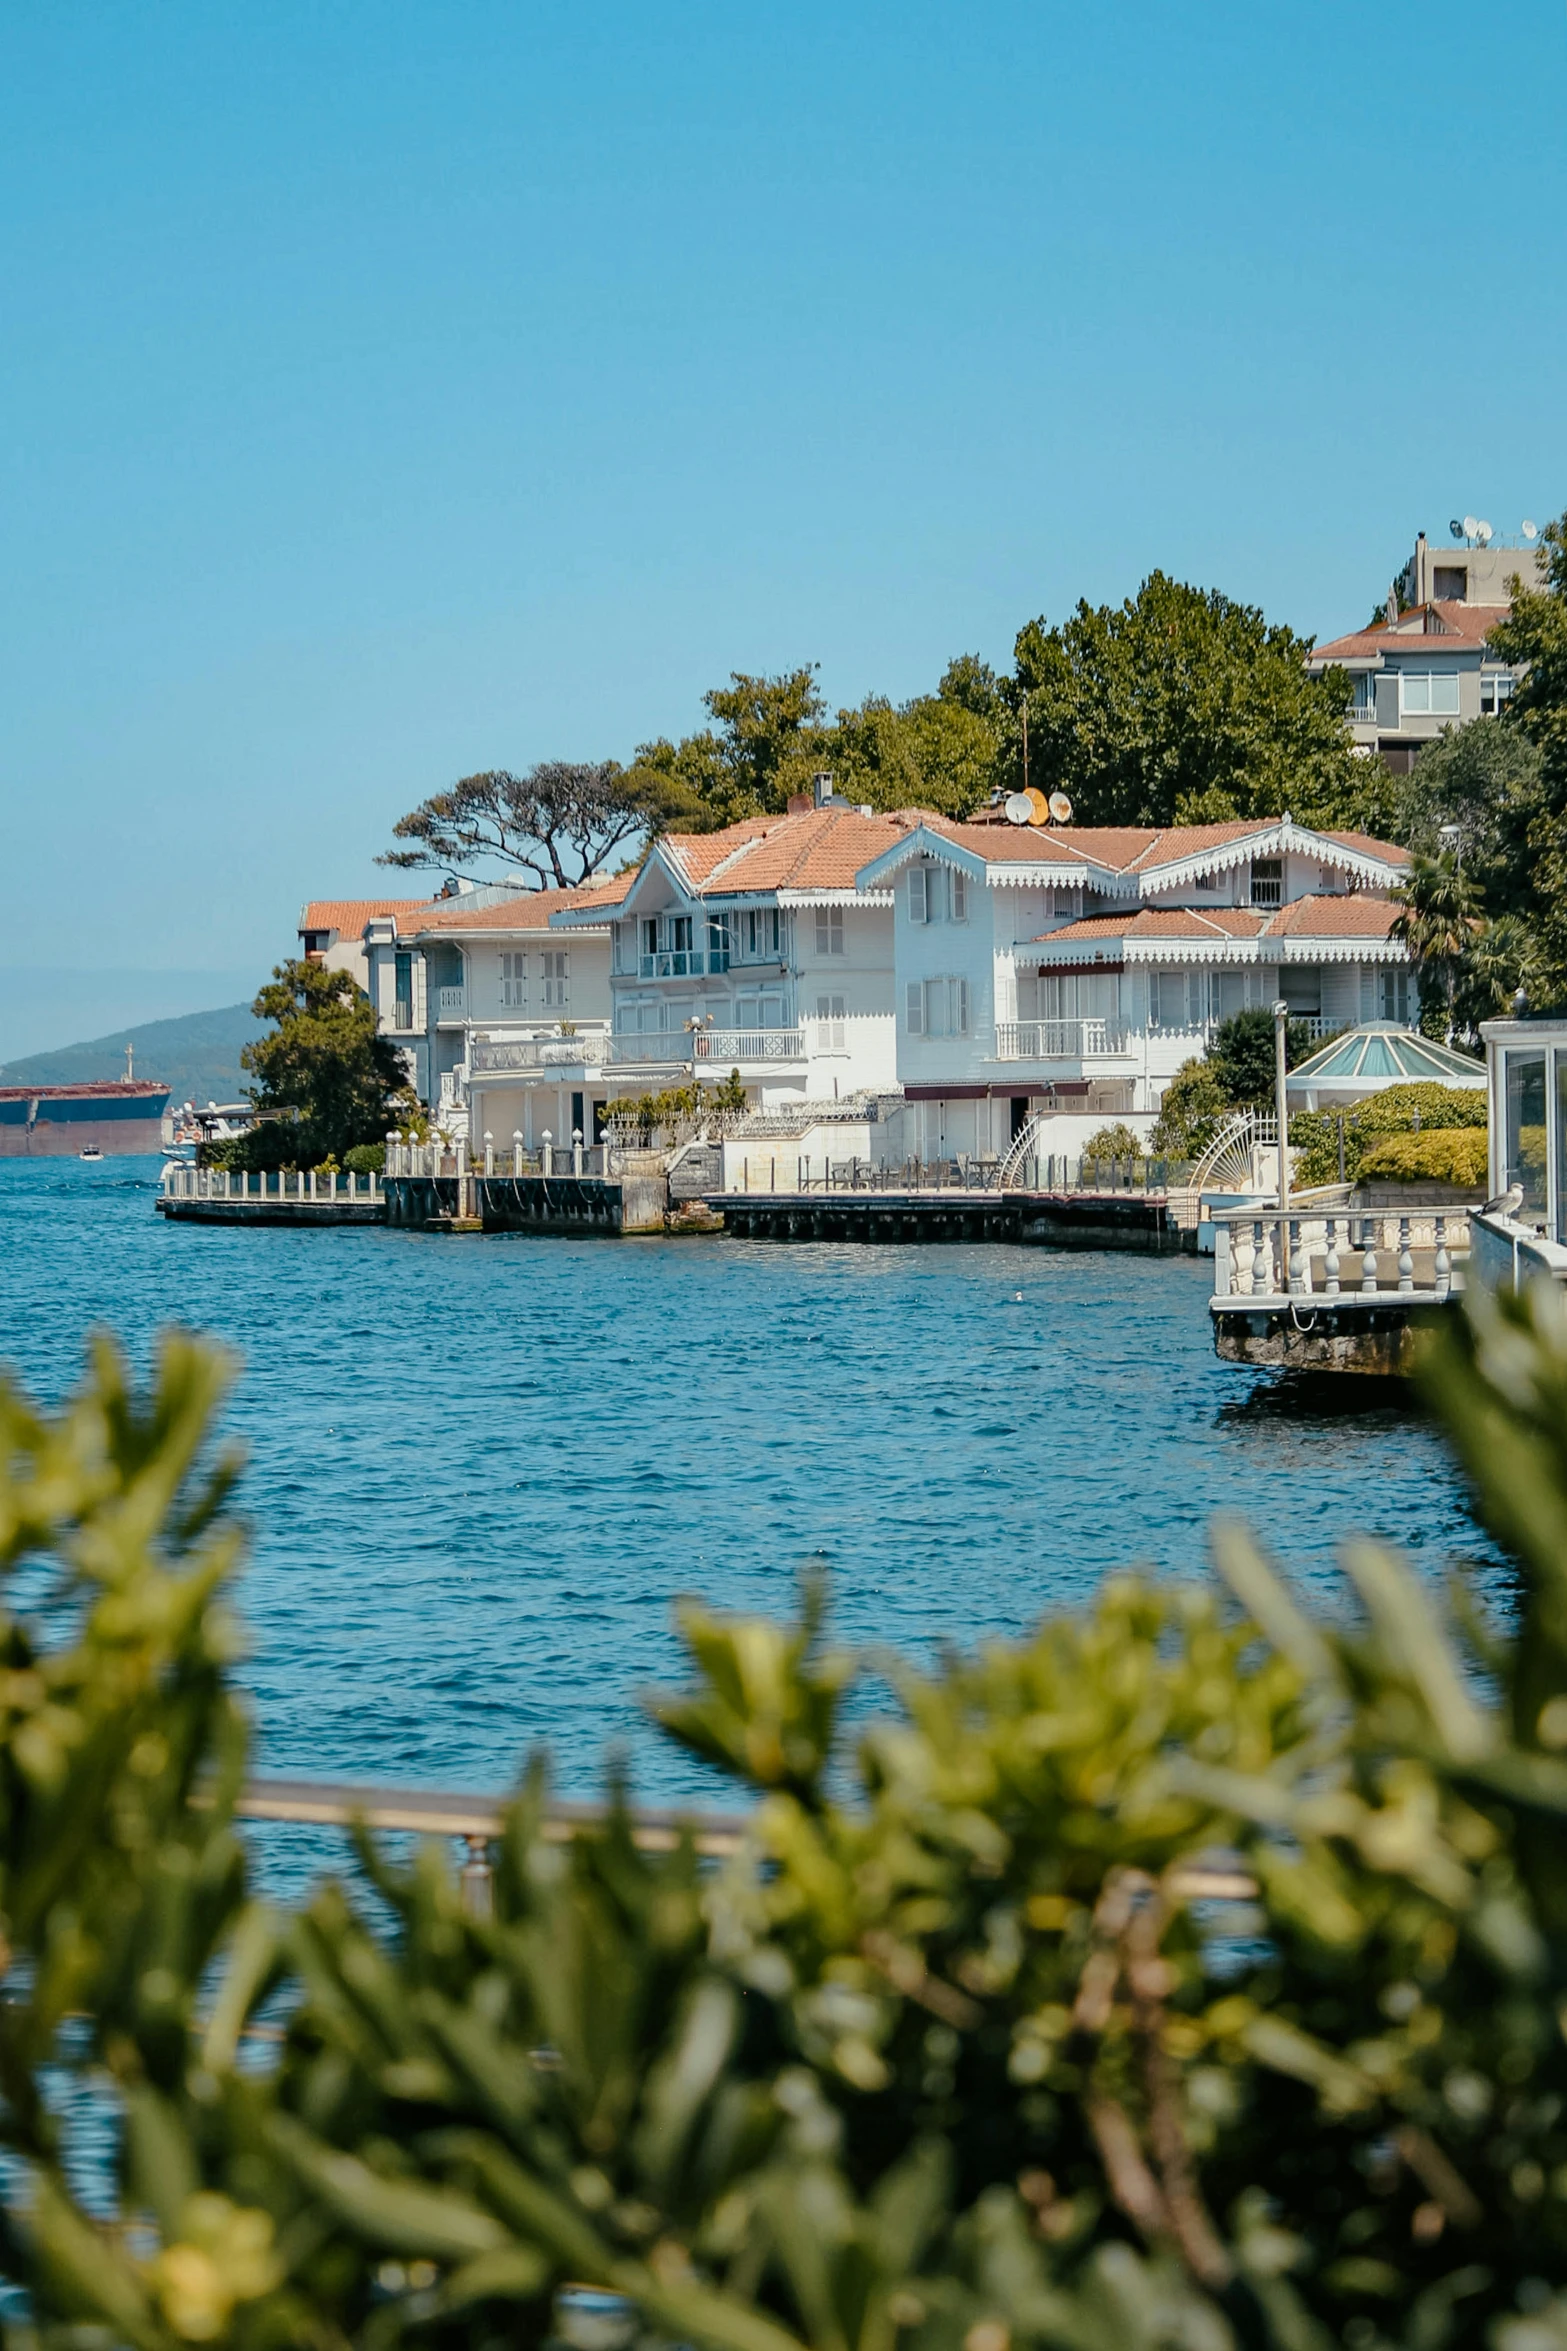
[906,981,925,1035]
[909,867,927,924]
[951,869,967,921]
[815,909,829,953]
[956,977,969,1034]
[831,907,844,952]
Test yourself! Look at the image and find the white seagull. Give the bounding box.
[1481,1182,1525,1218]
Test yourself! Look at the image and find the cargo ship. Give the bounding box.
[0,1081,172,1158]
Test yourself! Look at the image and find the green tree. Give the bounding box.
[1488,512,1567,997]
[1206,1005,1309,1106]
[1006,572,1368,829]
[1393,850,1482,1036]
[827,688,1000,818]
[235,960,417,1167]
[635,668,833,830]
[1148,1055,1227,1156]
[379,760,705,889]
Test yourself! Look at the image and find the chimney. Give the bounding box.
[787,793,812,814]
[813,771,834,809]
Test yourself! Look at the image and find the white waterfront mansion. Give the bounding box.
[346,800,909,1149]
[854,813,1415,1160]
[545,799,908,1112]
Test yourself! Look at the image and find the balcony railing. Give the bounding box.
[605,1028,804,1066]
[694,1027,803,1063]
[637,948,729,979]
[994,1019,1134,1061]
[1346,700,1379,729]
[435,986,467,1018]
[470,1033,608,1073]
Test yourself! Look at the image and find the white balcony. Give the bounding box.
[470,1032,609,1074]
[435,986,468,1019]
[994,1019,1135,1061]
[636,948,730,979]
[604,1028,804,1067]
[695,1027,803,1063]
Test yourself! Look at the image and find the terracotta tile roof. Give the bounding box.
[1311,601,1513,665]
[1032,908,1269,945]
[1321,830,1410,865]
[703,807,913,893]
[410,875,631,934]
[1031,893,1403,948]
[1261,893,1402,939]
[299,898,431,934]
[662,818,778,885]
[656,807,915,895]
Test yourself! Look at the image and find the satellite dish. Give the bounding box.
[1476,519,1494,544]
[1048,792,1073,824]
[1449,519,1465,541]
[1004,792,1033,826]
[1462,514,1479,540]
[1025,787,1051,826]
[1523,519,1539,541]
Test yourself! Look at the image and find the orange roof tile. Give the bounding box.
[299,897,431,934]
[654,807,916,895]
[1261,893,1402,939]
[1312,600,1513,665]
[410,874,632,934]
[1322,830,1410,865]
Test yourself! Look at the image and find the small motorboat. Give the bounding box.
[78,1146,104,1161]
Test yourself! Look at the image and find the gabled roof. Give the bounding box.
[1025,892,1406,965]
[1310,601,1513,666]
[410,874,631,936]
[854,814,1408,893]
[299,897,432,935]
[603,806,917,913]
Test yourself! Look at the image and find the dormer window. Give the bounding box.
[1249,859,1283,908]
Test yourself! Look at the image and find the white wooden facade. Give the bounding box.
[854,815,1416,1159]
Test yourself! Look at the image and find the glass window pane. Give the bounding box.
[1401,673,1431,714]
[1507,1051,1548,1221]
[1359,1038,1399,1076]
[1431,673,1461,715]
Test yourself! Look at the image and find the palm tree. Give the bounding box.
[1393,851,1480,1037]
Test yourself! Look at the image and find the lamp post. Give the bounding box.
[1273,999,1290,1213]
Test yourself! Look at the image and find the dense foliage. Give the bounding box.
[1148,1059,1229,1159]
[1006,574,1367,830]
[220,959,419,1169]
[1289,1081,1488,1189]
[22,1294,1567,2350]
[1354,1128,1489,1186]
[379,761,710,889]
[1383,514,1567,1032]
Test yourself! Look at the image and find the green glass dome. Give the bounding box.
[1286,1022,1485,1100]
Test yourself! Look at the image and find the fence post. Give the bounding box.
[1434,1216,1451,1301]
[1361,1217,1379,1294]
[542,1131,553,1178]
[513,1130,524,1177]
[483,1131,494,1177]
[1398,1215,1414,1294]
[1324,1217,1340,1295]
[573,1129,584,1177]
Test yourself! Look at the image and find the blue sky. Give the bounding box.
[2,1,1564,1055]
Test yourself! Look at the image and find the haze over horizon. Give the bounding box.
[3,0,1564,1055]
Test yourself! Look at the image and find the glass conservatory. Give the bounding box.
[1479,1016,1567,1237]
[1286,1022,1487,1110]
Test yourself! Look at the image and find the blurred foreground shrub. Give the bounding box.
[10,1300,1567,2347]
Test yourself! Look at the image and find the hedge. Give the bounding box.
[8,1303,1567,2348]
[1355,1128,1489,1186]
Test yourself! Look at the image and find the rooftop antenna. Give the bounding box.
[1523,519,1539,541]
[1449,519,1465,541]
[1462,514,1479,545]
[1476,519,1494,545]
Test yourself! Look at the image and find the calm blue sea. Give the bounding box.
[0,1157,1504,1822]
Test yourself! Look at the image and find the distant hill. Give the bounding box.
[0,1003,263,1107]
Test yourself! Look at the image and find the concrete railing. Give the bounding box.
[160,1165,381,1203]
[605,1029,804,1066]
[435,986,468,1018]
[1212,1205,1468,1302]
[471,1032,608,1072]
[994,1019,1134,1061]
